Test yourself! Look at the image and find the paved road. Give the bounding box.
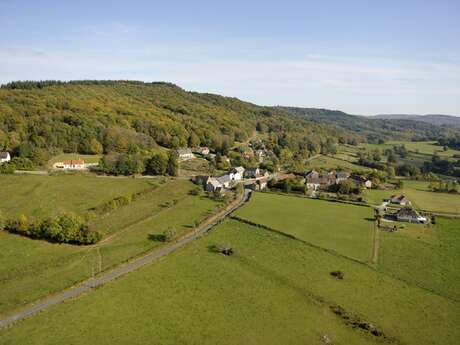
[0,189,251,329]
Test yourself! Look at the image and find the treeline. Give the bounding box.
[1,212,101,245]
[0,80,176,90]
[99,151,178,176]
[438,135,460,150]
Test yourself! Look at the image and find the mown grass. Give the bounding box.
[234,192,374,262]
[0,174,155,218]
[363,180,460,214]
[378,217,460,301]
[0,178,219,315]
[1,219,458,345]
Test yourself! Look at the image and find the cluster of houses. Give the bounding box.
[195,166,271,193]
[0,152,11,164]
[378,194,427,224]
[304,169,372,191]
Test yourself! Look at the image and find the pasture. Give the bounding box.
[0,174,155,217]
[363,180,460,214]
[0,177,219,315]
[360,140,460,159]
[306,155,370,172]
[1,219,458,345]
[234,192,374,262]
[378,217,460,301]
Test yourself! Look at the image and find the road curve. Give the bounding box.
[0,189,251,329]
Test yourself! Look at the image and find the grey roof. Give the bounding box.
[217,175,232,184]
[397,207,419,218]
[177,148,192,155]
[207,178,223,188]
[0,152,9,159]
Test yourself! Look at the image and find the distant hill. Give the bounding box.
[373,114,460,127]
[276,107,458,143]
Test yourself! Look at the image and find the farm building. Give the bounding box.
[388,194,411,206]
[205,177,224,193]
[193,147,210,155]
[396,207,427,224]
[230,167,245,181]
[0,151,11,163]
[247,177,269,191]
[216,174,232,188]
[336,171,350,183]
[351,175,372,189]
[177,148,194,161]
[53,160,85,170]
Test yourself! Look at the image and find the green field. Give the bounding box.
[0,174,156,217]
[378,217,460,301]
[0,177,219,314]
[363,180,460,214]
[306,155,370,172]
[234,192,374,262]
[1,219,458,345]
[360,140,460,159]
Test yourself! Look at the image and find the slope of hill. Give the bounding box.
[277,106,459,142]
[374,114,460,127]
[0,80,357,165]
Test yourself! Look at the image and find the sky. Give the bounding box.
[1,0,459,115]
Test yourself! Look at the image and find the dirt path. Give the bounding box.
[371,221,380,266]
[0,190,251,329]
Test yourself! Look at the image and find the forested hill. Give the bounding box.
[374,114,460,127]
[0,80,358,165]
[277,106,459,143]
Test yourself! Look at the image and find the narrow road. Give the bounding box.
[0,189,251,329]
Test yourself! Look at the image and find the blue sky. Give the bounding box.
[1,0,459,115]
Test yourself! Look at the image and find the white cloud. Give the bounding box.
[0,47,459,115]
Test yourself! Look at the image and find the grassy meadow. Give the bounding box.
[378,217,460,301]
[1,219,458,345]
[234,192,374,262]
[363,180,460,214]
[0,177,220,315]
[0,174,155,218]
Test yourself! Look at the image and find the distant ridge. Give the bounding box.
[373,114,460,127]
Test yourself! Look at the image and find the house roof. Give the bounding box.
[177,148,192,155]
[336,171,350,178]
[207,178,223,188]
[63,160,85,165]
[0,152,10,159]
[390,194,408,202]
[217,174,232,184]
[233,166,245,174]
[397,207,420,218]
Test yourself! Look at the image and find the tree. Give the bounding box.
[167,151,179,176]
[163,227,177,242]
[145,153,168,175]
[89,138,103,154]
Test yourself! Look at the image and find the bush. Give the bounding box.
[5,212,101,245]
[163,227,177,242]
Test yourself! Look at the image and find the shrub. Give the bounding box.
[163,227,177,242]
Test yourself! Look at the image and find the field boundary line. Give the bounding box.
[230,215,368,266]
[0,189,250,329]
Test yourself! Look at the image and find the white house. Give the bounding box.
[230,166,245,181]
[205,177,224,193]
[0,152,11,164]
[216,174,232,188]
[396,207,427,224]
[193,147,210,155]
[177,148,194,161]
